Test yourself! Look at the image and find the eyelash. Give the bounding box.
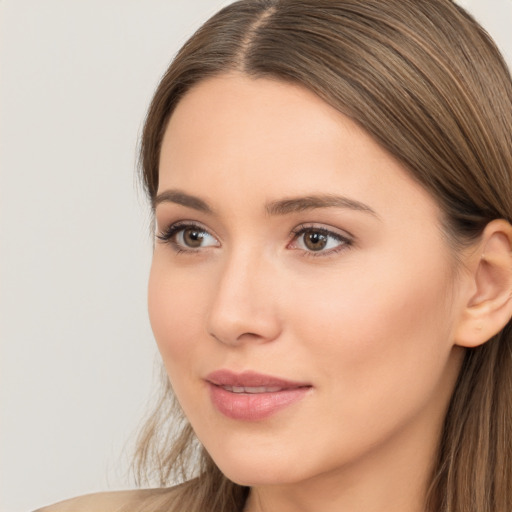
[156,221,353,257]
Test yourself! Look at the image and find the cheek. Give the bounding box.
[148,257,208,379]
[285,254,456,411]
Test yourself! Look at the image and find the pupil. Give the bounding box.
[305,231,327,251]
[184,228,203,247]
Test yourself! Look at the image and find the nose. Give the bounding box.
[206,248,282,346]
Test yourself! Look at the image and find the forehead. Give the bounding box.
[158,72,440,227]
[160,73,355,181]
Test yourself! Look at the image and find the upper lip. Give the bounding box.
[206,369,311,389]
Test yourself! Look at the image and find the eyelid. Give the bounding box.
[289,222,353,240]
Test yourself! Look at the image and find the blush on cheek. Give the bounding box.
[148,270,181,363]
[149,286,206,382]
[287,253,454,391]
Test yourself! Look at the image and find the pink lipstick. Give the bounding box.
[206,370,311,421]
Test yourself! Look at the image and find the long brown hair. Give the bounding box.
[134,1,512,510]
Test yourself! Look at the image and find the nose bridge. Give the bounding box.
[206,243,280,345]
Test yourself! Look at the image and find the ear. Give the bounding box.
[454,219,512,348]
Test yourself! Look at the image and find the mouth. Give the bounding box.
[218,385,285,394]
[205,370,312,421]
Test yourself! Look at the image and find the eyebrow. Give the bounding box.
[153,189,378,218]
[265,194,378,217]
[153,190,213,213]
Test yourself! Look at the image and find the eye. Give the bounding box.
[157,222,220,252]
[289,225,352,255]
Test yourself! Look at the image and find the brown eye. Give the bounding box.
[303,230,328,251]
[157,223,219,251]
[290,226,349,255]
[182,227,207,248]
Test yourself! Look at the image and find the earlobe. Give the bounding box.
[454,219,512,348]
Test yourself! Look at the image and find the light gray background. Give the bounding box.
[1,1,510,511]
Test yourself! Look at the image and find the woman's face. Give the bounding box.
[149,74,466,489]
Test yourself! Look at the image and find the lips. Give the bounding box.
[206,370,312,421]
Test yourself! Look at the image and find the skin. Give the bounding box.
[148,73,469,512]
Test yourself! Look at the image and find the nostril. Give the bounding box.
[208,329,274,346]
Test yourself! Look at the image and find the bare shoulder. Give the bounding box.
[34,488,177,512]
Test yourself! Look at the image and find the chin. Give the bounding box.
[209,451,307,487]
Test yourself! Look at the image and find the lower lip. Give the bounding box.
[208,384,310,421]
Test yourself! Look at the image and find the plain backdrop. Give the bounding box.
[1,1,510,511]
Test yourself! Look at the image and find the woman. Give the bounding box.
[39,0,512,511]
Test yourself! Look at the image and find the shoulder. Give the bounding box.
[33,488,178,512]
